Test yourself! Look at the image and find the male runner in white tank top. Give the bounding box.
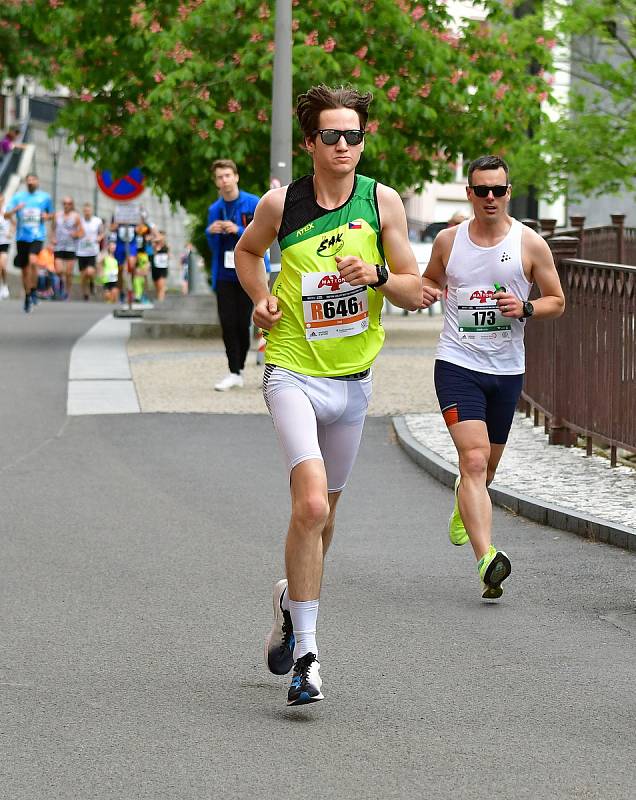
[52,196,84,300]
[77,203,104,301]
[420,155,565,599]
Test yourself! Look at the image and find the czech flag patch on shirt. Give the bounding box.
[348,220,363,229]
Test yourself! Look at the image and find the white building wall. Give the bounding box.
[23,120,192,288]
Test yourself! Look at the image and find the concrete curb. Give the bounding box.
[393,416,636,552]
[67,314,141,415]
[129,321,222,339]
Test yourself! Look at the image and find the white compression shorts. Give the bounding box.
[263,364,373,492]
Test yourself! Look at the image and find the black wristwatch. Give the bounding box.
[521,300,534,319]
[370,263,389,289]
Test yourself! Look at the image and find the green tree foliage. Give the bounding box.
[539,0,636,199]
[4,0,556,221]
[0,0,49,80]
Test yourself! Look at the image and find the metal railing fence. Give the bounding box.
[540,214,635,266]
[522,236,636,465]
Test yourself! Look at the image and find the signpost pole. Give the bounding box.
[95,169,146,318]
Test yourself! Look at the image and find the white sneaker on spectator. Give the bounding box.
[215,372,244,391]
[0,284,9,299]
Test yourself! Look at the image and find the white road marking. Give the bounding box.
[67,314,140,415]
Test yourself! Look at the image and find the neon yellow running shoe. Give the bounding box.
[449,475,469,546]
[477,545,512,600]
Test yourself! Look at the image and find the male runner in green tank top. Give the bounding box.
[235,85,421,706]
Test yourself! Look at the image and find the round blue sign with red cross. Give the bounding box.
[96,168,145,200]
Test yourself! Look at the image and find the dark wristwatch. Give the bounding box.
[370,263,389,289]
[521,300,534,319]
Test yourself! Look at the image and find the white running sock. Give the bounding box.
[288,598,319,660]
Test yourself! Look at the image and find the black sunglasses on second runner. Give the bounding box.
[312,129,365,146]
[469,184,509,198]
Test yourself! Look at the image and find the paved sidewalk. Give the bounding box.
[125,311,635,544]
[68,315,140,415]
[127,312,441,415]
[404,412,636,530]
[3,301,634,799]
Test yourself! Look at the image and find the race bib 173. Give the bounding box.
[457,287,512,340]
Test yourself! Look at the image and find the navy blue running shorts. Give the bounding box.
[434,359,524,445]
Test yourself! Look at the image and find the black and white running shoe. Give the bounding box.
[287,652,323,706]
[264,579,295,675]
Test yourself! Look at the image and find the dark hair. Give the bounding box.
[296,85,373,140]
[26,172,38,180]
[467,155,509,184]
[212,159,238,175]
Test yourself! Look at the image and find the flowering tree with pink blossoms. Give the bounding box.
[4,0,558,224]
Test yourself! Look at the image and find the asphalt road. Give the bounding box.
[1,300,634,799]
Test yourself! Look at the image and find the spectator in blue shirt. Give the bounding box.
[206,159,269,391]
[5,173,53,312]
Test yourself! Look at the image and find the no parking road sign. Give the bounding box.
[96,167,145,201]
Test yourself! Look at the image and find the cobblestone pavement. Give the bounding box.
[405,412,636,531]
[128,311,635,533]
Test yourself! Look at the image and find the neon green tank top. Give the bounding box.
[101,255,119,284]
[265,173,385,377]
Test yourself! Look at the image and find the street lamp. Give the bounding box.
[48,129,64,210]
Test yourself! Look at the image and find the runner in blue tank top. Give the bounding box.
[4,173,53,312]
[420,155,565,600]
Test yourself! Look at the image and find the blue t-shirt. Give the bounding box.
[205,190,269,290]
[7,189,53,243]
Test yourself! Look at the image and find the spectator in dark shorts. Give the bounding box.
[151,229,170,302]
[4,174,53,312]
[76,202,104,301]
[52,196,83,300]
[0,191,14,299]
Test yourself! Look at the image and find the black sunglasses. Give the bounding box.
[312,129,365,146]
[470,184,509,198]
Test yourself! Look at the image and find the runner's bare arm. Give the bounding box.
[420,227,454,308]
[337,185,420,310]
[235,187,286,330]
[4,203,24,218]
[494,229,565,319]
[73,214,85,239]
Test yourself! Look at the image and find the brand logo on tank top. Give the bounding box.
[500,251,511,262]
[317,274,345,291]
[296,222,315,237]
[469,289,495,303]
[317,232,344,257]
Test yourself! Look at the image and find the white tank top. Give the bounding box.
[0,206,11,245]
[436,218,531,375]
[55,211,78,252]
[76,216,102,256]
